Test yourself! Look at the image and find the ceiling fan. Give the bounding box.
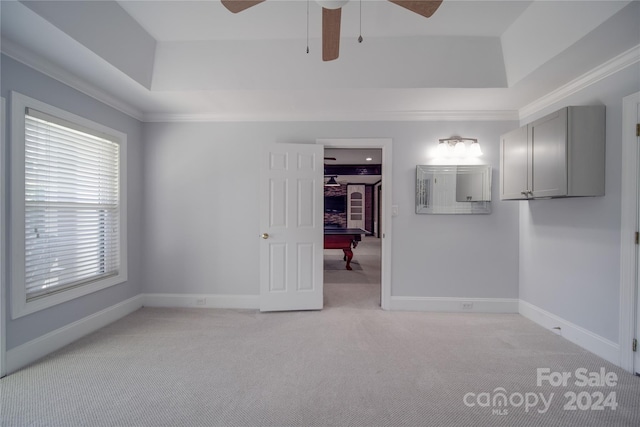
[220,0,443,61]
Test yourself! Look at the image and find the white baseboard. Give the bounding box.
[388,296,519,313]
[142,293,259,310]
[5,295,143,375]
[518,300,620,365]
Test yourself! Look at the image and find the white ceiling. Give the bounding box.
[1,0,638,122]
[325,148,382,165]
[116,0,529,41]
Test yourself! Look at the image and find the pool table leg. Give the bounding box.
[342,248,353,270]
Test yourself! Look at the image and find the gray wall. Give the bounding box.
[3,51,636,357]
[142,120,521,300]
[519,64,640,343]
[1,55,144,349]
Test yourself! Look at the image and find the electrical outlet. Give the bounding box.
[196,297,206,306]
[461,302,473,310]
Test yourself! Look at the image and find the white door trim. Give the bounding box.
[619,91,640,373]
[1,97,6,377]
[317,138,392,310]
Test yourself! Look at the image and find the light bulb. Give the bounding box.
[468,142,483,157]
[436,141,449,157]
[454,140,467,156]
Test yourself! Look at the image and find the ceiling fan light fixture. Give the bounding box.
[316,0,349,9]
[222,0,443,61]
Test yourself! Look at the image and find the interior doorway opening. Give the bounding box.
[322,147,383,310]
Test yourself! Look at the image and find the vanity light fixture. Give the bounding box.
[436,137,482,158]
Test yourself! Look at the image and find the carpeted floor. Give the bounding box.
[1,237,639,426]
[323,259,363,271]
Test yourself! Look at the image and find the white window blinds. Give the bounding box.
[24,108,120,300]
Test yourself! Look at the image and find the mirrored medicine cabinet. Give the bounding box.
[416,165,492,214]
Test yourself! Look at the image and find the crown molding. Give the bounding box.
[3,38,516,124]
[4,32,636,125]
[143,109,520,123]
[519,44,640,120]
[1,38,144,122]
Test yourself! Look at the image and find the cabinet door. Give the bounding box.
[347,185,365,230]
[500,126,529,200]
[530,108,567,198]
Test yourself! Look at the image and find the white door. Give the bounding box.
[635,100,640,375]
[259,143,324,312]
[347,184,365,230]
[0,97,5,377]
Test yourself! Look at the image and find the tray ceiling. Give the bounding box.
[1,0,637,121]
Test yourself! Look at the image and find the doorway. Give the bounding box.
[323,148,382,309]
[318,138,392,310]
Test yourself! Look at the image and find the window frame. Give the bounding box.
[10,92,128,319]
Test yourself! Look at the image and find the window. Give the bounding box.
[11,92,127,318]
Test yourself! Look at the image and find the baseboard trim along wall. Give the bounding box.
[142,293,260,310]
[518,300,620,366]
[5,295,143,374]
[388,296,519,313]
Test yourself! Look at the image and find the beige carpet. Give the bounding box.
[323,259,363,271]
[1,237,639,426]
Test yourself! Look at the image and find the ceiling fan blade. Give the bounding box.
[221,0,265,14]
[322,7,341,61]
[388,0,443,18]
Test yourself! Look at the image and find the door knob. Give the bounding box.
[261,233,269,239]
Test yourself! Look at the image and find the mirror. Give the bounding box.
[416,165,492,214]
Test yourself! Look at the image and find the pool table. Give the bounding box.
[324,228,366,270]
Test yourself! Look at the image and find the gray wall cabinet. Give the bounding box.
[500,106,605,200]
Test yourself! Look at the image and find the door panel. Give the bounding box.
[268,244,287,292]
[531,109,567,198]
[260,143,323,312]
[297,179,315,227]
[296,243,314,291]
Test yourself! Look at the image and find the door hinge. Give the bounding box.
[633,338,637,352]
[636,123,640,137]
[635,232,639,245]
